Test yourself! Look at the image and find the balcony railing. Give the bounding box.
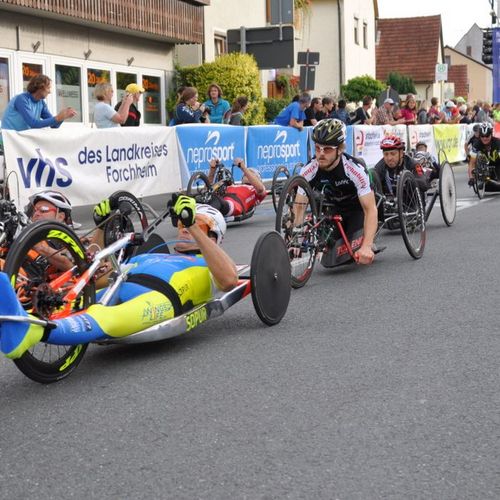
[0,0,206,43]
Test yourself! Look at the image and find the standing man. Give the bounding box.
[274,93,311,131]
[372,98,405,126]
[0,74,76,146]
[203,83,231,124]
[115,83,144,126]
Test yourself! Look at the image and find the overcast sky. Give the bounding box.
[377,0,496,46]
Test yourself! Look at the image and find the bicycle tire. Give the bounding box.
[397,170,426,259]
[271,165,290,213]
[186,171,212,203]
[4,221,94,383]
[275,175,318,288]
[474,163,486,200]
[438,162,456,226]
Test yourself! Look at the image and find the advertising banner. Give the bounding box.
[432,124,463,163]
[175,124,246,182]
[407,125,438,158]
[246,125,309,180]
[3,126,182,208]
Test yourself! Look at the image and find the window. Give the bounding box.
[363,22,368,48]
[0,58,10,119]
[214,34,227,57]
[55,65,82,123]
[466,45,472,56]
[445,55,451,66]
[116,72,136,103]
[142,75,161,124]
[22,62,42,91]
[354,17,359,45]
[87,68,110,123]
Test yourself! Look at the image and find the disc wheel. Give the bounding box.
[397,170,426,259]
[103,191,148,260]
[439,162,456,226]
[271,165,290,213]
[186,171,213,203]
[250,231,291,325]
[275,175,319,288]
[4,221,95,383]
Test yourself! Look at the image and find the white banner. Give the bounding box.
[3,126,182,208]
[407,125,438,158]
[352,124,407,167]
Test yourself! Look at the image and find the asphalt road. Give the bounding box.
[0,164,499,499]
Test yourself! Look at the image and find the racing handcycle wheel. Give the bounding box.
[271,165,290,213]
[438,161,456,226]
[186,171,213,204]
[396,170,426,259]
[473,157,487,200]
[250,231,291,325]
[4,221,95,383]
[275,175,319,288]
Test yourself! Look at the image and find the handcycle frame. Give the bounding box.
[471,152,496,200]
[271,163,304,212]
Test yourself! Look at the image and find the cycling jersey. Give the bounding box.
[470,137,500,166]
[299,153,372,212]
[373,154,428,195]
[222,184,267,217]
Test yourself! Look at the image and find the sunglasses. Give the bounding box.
[33,205,57,215]
[314,144,337,154]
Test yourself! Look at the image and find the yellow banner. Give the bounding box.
[432,125,462,163]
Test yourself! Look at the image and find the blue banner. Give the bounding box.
[175,124,246,180]
[493,28,500,103]
[246,125,309,180]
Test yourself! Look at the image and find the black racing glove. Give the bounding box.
[170,194,196,228]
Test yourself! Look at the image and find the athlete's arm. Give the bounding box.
[236,158,266,196]
[188,224,238,291]
[207,158,218,184]
[355,191,377,265]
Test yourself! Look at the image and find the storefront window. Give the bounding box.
[22,63,42,91]
[0,58,10,120]
[55,65,82,123]
[142,75,161,124]
[87,68,110,123]
[116,72,136,103]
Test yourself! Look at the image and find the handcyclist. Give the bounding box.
[413,141,440,183]
[372,135,429,201]
[205,157,267,219]
[295,118,378,265]
[0,195,238,359]
[467,122,500,190]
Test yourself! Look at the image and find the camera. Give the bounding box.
[203,107,211,115]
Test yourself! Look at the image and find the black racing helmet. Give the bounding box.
[478,122,493,137]
[312,118,346,147]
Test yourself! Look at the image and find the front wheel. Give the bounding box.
[474,163,486,200]
[275,175,319,288]
[4,221,94,383]
[397,170,426,259]
[439,162,456,226]
[271,165,290,213]
[186,171,212,203]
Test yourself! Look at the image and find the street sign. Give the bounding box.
[269,0,293,25]
[297,52,320,65]
[435,63,448,82]
[300,65,316,91]
[227,26,294,69]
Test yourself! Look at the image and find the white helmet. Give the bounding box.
[195,204,226,245]
[28,190,73,223]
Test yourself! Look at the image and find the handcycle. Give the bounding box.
[470,152,498,200]
[270,163,304,213]
[0,196,291,383]
[186,160,259,222]
[275,172,425,288]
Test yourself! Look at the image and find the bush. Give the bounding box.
[170,53,266,125]
[386,72,417,95]
[341,75,386,103]
[264,98,289,123]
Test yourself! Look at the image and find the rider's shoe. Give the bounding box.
[0,272,43,359]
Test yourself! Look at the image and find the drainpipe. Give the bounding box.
[338,0,343,89]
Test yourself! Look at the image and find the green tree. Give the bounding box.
[386,72,417,95]
[340,75,385,103]
[170,53,266,125]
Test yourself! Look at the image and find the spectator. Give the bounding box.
[372,98,404,125]
[441,100,461,124]
[115,83,144,126]
[316,97,335,121]
[274,92,311,130]
[492,102,500,123]
[331,99,351,125]
[228,96,249,125]
[0,74,77,146]
[427,97,443,124]
[173,87,209,125]
[168,86,185,125]
[400,94,417,125]
[459,104,472,124]
[417,100,429,124]
[304,97,322,126]
[203,83,230,124]
[94,82,133,128]
[351,95,374,125]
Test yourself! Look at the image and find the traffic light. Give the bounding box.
[483,28,493,65]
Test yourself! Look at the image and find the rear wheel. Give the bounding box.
[4,221,94,383]
[474,160,486,200]
[271,165,290,213]
[439,162,456,226]
[275,175,318,288]
[397,170,426,259]
[187,171,213,203]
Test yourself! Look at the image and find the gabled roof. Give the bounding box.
[444,44,492,70]
[376,15,443,83]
